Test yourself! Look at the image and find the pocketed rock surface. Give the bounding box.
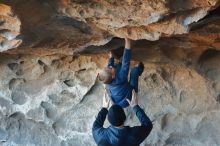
[0,0,220,146]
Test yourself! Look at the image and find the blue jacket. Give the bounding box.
[92,105,153,146]
[107,48,132,108]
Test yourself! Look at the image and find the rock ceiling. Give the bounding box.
[0,0,220,56]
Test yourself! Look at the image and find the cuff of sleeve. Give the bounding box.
[101,108,108,113]
[133,105,141,113]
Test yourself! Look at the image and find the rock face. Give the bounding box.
[0,4,22,52]
[0,50,219,146]
[0,1,111,54]
[58,0,217,40]
[0,0,220,146]
[0,0,220,54]
[0,54,105,146]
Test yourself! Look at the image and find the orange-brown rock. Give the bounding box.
[0,1,220,146]
[0,0,220,55]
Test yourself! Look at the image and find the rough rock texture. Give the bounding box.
[0,4,22,51]
[0,49,219,146]
[0,53,105,146]
[0,0,220,146]
[58,0,218,40]
[0,0,220,54]
[0,0,111,54]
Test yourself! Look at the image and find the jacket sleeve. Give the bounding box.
[107,57,114,67]
[119,48,131,80]
[92,108,108,144]
[132,105,153,143]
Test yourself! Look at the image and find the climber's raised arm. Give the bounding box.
[119,37,132,79]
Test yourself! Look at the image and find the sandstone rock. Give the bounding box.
[2,112,61,146]
[0,52,218,145]
[57,0,217,40]
[0,1,219,55]
[0,4,22,52]
[0,1,220,146]
[11,91,28,105]
[0,1,110,55]
[0,128,8,142]
[26,107,45,122]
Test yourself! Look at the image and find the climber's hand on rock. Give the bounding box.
[103,89,110,109]
[126,90,138,107]
[125,37,131,49]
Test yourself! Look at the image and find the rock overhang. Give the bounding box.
[0,0,219,55]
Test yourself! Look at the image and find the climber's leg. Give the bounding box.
[129,62,144,93]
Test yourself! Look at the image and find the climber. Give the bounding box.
[98,37,144,108]
[92,90,153,146]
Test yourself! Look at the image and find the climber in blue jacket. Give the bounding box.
[92,90,153,146]
[98,38,144,108]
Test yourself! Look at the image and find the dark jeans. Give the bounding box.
[129,66,141,93]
